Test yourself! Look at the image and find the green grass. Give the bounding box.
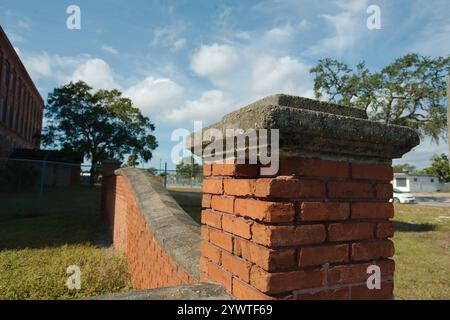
[168,188,202,224]
[168,189,450,300]
[393,204,450,300]
[0,187,132,300]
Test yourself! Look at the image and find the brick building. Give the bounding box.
[0,25,44,158]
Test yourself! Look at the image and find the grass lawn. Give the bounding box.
[169,188,450,300]
[168,187,202,224]
[393,204,450,300]
[0,187,132,300]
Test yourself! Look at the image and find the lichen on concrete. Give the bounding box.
[187,94,420,164]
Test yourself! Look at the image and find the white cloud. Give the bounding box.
[101,45,119,55]
[298,19,309,29]
[123,77,185,116]
[15,50,85,81]
[173,38,187,51]
[166,90,232,123]
[151,24,188,51]
[252,55,313,97]
[265,24,295,42]
[71,58,118,90]
[308,0,369,56]
[190,43,240,82]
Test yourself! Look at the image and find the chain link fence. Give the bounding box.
[0,157,100,216]
[145,168,203,189]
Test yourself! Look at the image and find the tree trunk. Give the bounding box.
[89,157,96,187]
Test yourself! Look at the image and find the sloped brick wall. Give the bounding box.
[200,160,395,300]
[102,167,198,290]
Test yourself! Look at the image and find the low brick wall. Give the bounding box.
[101,166,200,290]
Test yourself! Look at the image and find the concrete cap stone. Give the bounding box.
[187,94,420,164]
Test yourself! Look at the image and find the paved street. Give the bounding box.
[412,193,450,207]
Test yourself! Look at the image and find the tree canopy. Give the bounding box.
[42,81,158,185]
[310,54,450,142]
[424,154,450,183]
[176,157,202,179]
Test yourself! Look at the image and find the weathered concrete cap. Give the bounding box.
[229,94,368,119]
[187,94,420,164]
[89,283,233,300]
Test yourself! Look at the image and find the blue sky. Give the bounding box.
[1,0,449,170]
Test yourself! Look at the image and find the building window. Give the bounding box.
[396,178,407,187]
[414,178,417,182]
[431,179,434,183]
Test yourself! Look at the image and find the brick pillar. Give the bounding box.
[101,159,121,224]
[69,165,81,186]
[191,94,419,300]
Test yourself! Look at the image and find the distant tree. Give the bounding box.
[176,158,202,179]
[127,154,139,167]
[310,54,450,141]
[423,154,450,183]
[42,81,158,186]
[393,163,417,173]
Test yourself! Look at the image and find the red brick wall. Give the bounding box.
[102,174,195,290]
[200,159,395,300]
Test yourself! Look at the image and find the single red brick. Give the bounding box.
[202,194,212,208]
[376,222,395,238]
[235,198,295,223]
[352,202,394,219]
[223,179,255,196]
[351,282,394,300]
[221,252,252,282]
[222,215,252,239]
[255,177,326,198]
[201,226,210,241]
[299,244,349,267]
[211,195,234,214]
[293,225,327,245]
[221,214,234,234]
[328,259,395,285]
[300,202,350,221]
[234,238,296,271]
[203,163,212,176]
[201,241,222,264]
[352,163,393,181]
[207,260,232,292]
[328,182,374,199]
[375,184,393,200]
[201,210,222,229]
[209,228,233,252]
[212,163,259,177]
[351,240,395,261]
[295,287,350,300]
[280,158,349,178]
[251,224,294,247]
[250,266,324,294]
[232,278,274,300]
[203,179,223,195]
[328,223,374,242]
